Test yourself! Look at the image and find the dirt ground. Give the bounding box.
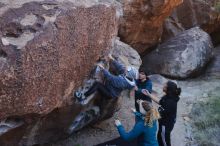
[51,78,219,146]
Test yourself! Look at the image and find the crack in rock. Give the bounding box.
[1,31,34,49]
[0,118,24,136]
[42,11,61,25]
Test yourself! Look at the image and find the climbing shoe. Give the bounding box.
[74,91,83,101]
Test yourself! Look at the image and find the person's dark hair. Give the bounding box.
[138,69,149,81]
[166,81,181,97]
[139,69,148,76]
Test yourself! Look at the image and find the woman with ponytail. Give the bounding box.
[143,81,181,146]
[115,100,160,146]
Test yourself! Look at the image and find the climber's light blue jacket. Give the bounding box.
[116,112,159,146]
[102,60,135,98]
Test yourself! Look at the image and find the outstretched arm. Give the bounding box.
[142,89,160,104]
[97,64,118,82]
[135,80,152,95]
[112,60,126,74]
[102,69,122,82]
[108,54,126,75]
[102,69,131,89]
[116,122,143,141]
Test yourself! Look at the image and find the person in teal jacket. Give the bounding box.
[115,100,160,146]
[134,69,153,112]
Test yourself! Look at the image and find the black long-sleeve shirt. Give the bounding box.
[159,95,179,128]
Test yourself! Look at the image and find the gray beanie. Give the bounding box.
[126,66,138,80]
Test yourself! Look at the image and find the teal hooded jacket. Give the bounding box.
[117,112,159,146]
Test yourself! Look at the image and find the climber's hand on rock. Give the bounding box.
[97,64,105,70]
[102,54,114,62]
[131,108,136,113]
[108,54,114,60]
[115,119,121,127]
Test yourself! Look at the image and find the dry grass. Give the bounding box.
[190,88,220,146]
[214,1,220,12]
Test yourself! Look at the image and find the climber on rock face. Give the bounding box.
[74,54,137,101]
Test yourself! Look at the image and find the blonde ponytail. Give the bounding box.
[144,108,160,127]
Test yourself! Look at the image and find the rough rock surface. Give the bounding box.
[142,27,214,79]
[161,10,185,42]
[162,0,220,41]
[118,0,182,53]
[112,38,142,68]
[176,0,220,33]
[0,0,118,145]
[0,0,117,121]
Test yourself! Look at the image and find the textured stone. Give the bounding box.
[161,10,185,42]
[162,0,220,41]
[0,0,118,145]
[118,0,183,53]
[142,27,214,79]
[176,0,220,33]
[112,38,142,68]
[0,0,117,119]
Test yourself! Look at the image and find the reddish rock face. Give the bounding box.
[0,1,117,120]
[118,0,183,54]
[176,0,220,33]
[162,0,220,41]
[0,1,119,145]
[161,13,185,42]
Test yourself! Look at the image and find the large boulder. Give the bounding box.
[142,27,214,79]
[0,0,117,120]
[118,0,183,53]
[0,0,118,145]
[162,0,220,42]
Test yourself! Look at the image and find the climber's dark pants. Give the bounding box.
[84,82,113,99]
[157,122,174,146]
